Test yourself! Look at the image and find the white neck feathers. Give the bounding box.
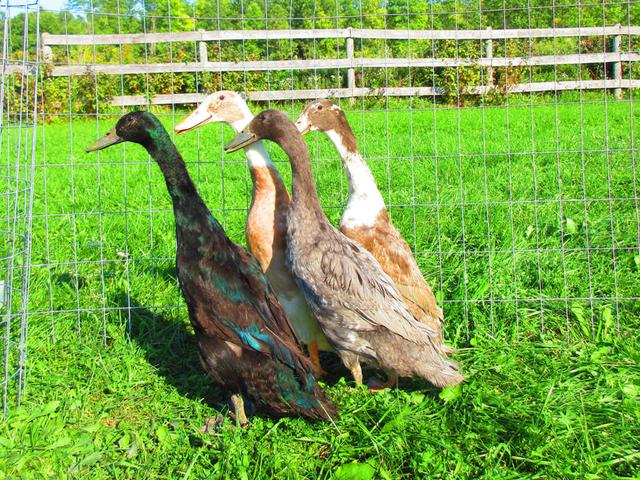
[229,107,273,169]
[324,128,385,228]
[243,143,272,169]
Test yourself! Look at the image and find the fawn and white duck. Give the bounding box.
[295,99,454,355]
[175,92,331,375]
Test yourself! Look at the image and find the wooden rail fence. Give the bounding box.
[39,25,640,104]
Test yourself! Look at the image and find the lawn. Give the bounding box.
[1,95,639,478]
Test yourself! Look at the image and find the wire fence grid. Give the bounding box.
[2,0,640,414]
[1,0,39,417]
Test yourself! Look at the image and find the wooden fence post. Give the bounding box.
[486,26,494,88]
[40,33,51,61]
[612,23,622,99]
[198,29,208,65]
[346,28,355,94]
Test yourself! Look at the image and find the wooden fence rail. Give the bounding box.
[40,25,640,103]
[41,25,640,45]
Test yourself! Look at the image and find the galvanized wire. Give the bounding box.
[0,0,39,417]
[8,0,640,412]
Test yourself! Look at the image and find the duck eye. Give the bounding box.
[219,95,225,100]
[317,105,323,110]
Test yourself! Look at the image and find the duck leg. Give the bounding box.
[340,351,363,386]
[351,363,363,386]
[230,394,249,427]
[308,340,327,377]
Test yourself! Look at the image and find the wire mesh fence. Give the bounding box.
[1,0,39,416]
[5,0,640,412]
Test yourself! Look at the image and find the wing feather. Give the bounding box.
[195,245,312,377]
[313,228,438,343]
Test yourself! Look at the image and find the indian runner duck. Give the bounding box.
[174,91,331,375]
[295,99,454,354]
[87,111,336,423]
[225,110,463,389]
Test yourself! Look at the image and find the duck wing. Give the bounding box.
[205,245,309,370]
[184,240,335,419]
[394,283,443,325]
[340,213,444,326]
[303,226,439,344]
[366,225,444,324]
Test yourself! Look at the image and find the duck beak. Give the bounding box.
[295,114,311,136]
[224,129,258,152]
[174,106,216,134]
[86,127,123,152]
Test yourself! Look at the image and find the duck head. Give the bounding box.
[295,99,346,135]
[86,111,161,152]
[174,91,251,134]
[224,110,293,153]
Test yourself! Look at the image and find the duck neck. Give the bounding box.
[145,126,225,240]
[245,142,274,170]
[229,115,286,204]
[230,115,277,170]
[324,128,385,227]
[276,128,324,216]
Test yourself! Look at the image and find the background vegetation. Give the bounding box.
[3,0,640,116]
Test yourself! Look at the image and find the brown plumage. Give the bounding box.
[341,211,446,338]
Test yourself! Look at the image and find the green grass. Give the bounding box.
[1,96,639,478]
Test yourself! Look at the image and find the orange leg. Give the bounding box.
[308,341,327,377]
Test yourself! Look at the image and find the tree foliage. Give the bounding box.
[4,1,639,115]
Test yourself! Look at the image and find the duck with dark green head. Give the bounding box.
[87,111,336,424]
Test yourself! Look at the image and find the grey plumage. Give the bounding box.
[287,204,462,388]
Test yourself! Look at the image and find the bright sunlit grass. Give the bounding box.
[1,97,638,478]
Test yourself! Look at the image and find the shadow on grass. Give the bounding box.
[132,261,179,286]
[113,292,441,405]
[113,292,227,409]
[319,351,444,395]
